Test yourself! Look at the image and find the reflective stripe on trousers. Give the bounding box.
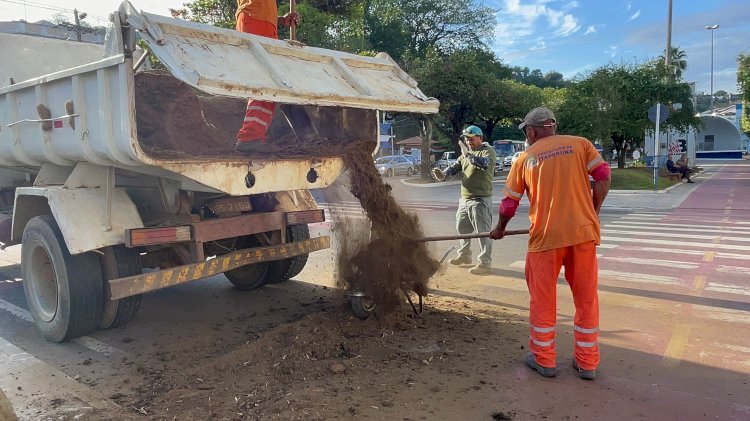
[525,241,600,370]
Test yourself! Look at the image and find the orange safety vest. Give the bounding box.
[236,0,277,27]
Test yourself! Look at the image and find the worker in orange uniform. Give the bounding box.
[490,107,611,380]
[234,0,300,154]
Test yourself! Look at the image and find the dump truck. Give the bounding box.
[0,1,439,342]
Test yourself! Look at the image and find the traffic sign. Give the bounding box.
[648,103,669,124]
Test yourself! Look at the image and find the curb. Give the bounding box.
[400,176,507,188]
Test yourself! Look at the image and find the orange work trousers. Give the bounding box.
[236,14,278,142]
[525,241,600,370]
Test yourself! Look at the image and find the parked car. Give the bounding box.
[402,155,421,170]
[435,151,458,170]
[494,160,504,175]
[504,151,524,167]
[374,155,416,176]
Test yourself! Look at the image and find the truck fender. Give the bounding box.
[12,187,144,254]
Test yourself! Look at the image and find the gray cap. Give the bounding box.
[518,107,556,130]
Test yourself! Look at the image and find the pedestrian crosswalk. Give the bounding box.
[506,211,750,301]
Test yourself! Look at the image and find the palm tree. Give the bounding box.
[661,46,688,79]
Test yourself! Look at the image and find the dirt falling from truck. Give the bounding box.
[336,145,440,318]
[133,71,438,316]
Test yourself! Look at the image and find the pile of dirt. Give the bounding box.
[134,71,375,160]
[124,300,524,420]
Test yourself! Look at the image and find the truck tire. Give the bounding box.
[224,235,270,290]
[264,225,310,284]
[99,246,142,329]
[21,215,103,342]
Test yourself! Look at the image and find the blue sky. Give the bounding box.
[487,0,750,94]
[1,0,748,94]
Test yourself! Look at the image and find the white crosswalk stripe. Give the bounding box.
[504,211,750,299]
[607,223,750,235]
[602,229,750,243]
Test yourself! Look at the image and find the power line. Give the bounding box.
[0,0,107,22]
[0,0,70,14]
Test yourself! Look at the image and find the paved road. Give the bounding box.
[0,160,748,418]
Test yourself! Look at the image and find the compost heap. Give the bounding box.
[337,146,439,317]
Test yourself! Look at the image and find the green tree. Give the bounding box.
[557,61,699,168]
[365,0,496,62]
[738,54,750,136]
[660,46,688,79]
[170,0,235,29]
[410,48,493,150]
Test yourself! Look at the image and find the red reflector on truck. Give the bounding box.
[126,226,192,247]
[285,209,325,225]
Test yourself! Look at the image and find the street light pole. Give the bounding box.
[665,0,673,70]
[705,24,719,112]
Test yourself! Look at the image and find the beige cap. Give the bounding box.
[519,107,556,130]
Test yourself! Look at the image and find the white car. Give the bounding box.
[374,155,415,177]
[505,151,524,166]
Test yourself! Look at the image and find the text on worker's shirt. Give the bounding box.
[536,145,574,162]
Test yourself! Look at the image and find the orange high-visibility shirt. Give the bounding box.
[504,135,605,252]
[236,0,277,27]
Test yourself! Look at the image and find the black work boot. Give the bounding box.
[524,353,556,378]
[572,359,596,380]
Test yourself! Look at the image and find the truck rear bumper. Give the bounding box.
[109,235,330,300]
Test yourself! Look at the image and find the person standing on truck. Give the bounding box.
[490,107,611,380]
[432,125,497,276]
[234,0,300,154]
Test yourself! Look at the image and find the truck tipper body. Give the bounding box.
[0,1,438,341]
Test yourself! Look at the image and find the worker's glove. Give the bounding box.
[458,138,471,156]
[466,154,490,170]
[280,11,301,27]
[432,167,457,182]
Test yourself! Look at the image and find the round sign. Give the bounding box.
[632,150,641,160]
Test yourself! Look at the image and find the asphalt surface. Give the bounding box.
[1,160,748,419]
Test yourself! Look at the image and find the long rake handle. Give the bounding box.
[416,229,529,242]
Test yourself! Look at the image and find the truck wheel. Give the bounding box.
[407,167,414,176]
[386,169,393,177]
[224,235,269,290]
[265,225,310,284]
[99,246,142,329]
[21,216,103,342]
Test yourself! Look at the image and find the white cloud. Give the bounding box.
[530,41,547,51]
[492,0,581,54]
[606,46,618,58]
[626,3,632,11]
[629,10,641,21]
[567,1,580,8]
[584,25,596,35]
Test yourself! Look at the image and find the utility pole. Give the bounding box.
[665,0,673,73]
[705,24,719,112]
[73,9,87,42]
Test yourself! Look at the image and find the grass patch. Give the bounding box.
[611,167,677,190]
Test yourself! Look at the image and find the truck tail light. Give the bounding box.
[285,209,325,225]
[126,226,192,247]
